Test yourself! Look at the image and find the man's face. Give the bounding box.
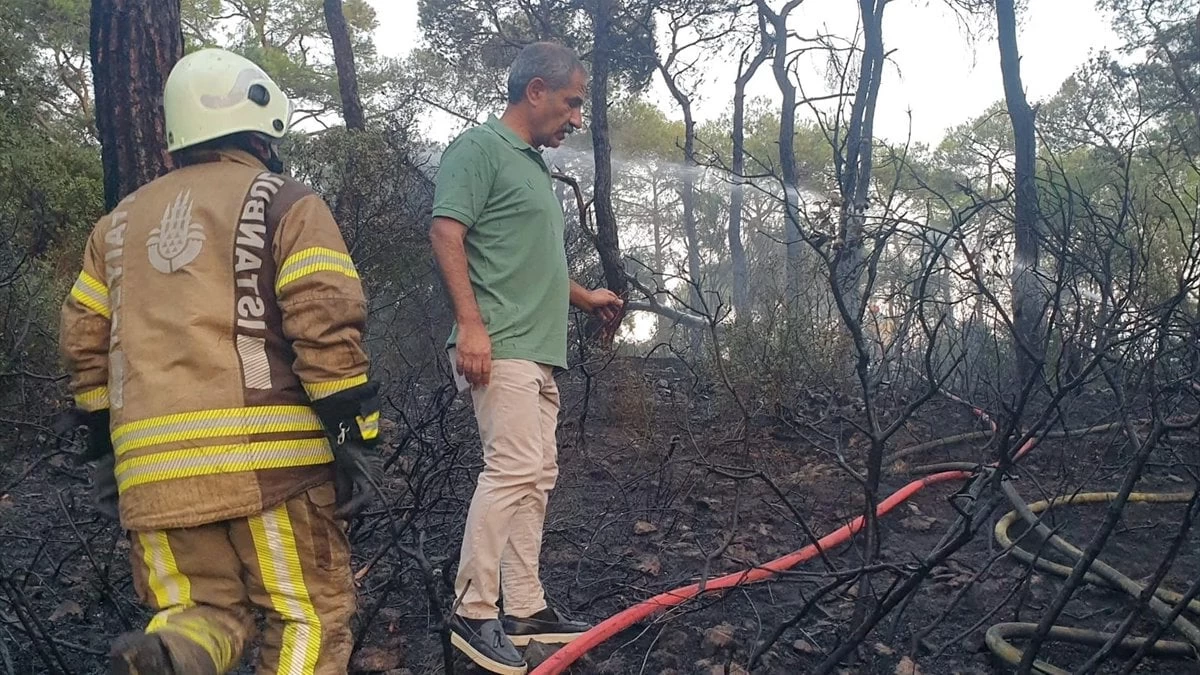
[531,69,587,149]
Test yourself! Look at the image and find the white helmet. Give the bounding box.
[163,48,293,153]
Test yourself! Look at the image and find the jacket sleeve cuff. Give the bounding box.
[74,386,110,412]
[309,381,381,446]
[303,374,367,401]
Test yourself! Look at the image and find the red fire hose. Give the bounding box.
[529,468,973,673]
[531,412,1028,675]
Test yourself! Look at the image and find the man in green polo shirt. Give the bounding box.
[429,42,623,675]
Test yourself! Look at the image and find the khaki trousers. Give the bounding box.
[128,481,355,674]
[452,358,560,620]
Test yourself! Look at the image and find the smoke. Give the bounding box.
[542,143,826,207]
[419,137,824,206]
[544,144,775,197]
[542,144,710,181]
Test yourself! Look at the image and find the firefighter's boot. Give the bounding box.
[109,630,218,675]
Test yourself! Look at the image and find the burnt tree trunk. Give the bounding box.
[651,179,667,299]
[90,0,183,210]
[588,0,628,298]
[823,0,890,642]
[679,103,702,316]
[757,0,804,303]
[650,179,671,341]
[834,0,886,321]
[658,62,704,352]
[730,18,771,325]
[324,0,366,131]
[997,0,1043,387]
[680,103,703,349]
[323,0,365,230]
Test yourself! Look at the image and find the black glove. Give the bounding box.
[331,440,383,520]
[63,408,113,465]
[311,381,384,519]
[60,407,119,521]
[92,452,120,521]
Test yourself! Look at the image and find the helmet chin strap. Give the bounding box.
[264,143,285,173]
[248,133,285,173]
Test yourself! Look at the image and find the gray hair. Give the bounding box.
[506,42,586,104]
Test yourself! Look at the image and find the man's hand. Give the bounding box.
[582,288,624,324]
[456,320,493,387]
[430,217,492,386]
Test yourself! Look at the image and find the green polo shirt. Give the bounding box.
[433,115,570,369]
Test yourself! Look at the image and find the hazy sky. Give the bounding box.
[367,0,1118,147]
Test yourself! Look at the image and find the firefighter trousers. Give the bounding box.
[128,481,355,674]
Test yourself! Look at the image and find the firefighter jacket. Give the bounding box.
[59,149,379,532]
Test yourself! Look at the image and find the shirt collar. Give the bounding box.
[486,114,537,153]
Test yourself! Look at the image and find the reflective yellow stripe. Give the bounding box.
[145,606,186,632]
[77,270,109,297]
[251,504,322,674]
[141,553,233,672]
[74,386,110,412]
[138,531,192,611]
[155,616,235,672]
[137,507,229,672]
[303,374,367,401]
[357,411,380,441]
[115,439,332,491]
[113,405,320,445]
[112,405,323,457]
[276,247,359,293]
[70,271,111,319]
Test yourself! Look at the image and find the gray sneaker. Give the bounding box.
[449,614,528,675]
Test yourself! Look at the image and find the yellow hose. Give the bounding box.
[989,488,1199,672]
[994,491,1200,612]
[985,622,1195,675]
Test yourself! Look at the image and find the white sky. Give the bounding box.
[367,0,1118,147]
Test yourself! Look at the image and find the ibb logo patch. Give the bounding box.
[148,190,206,273]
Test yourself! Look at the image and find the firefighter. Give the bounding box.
[60,47,383,675]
